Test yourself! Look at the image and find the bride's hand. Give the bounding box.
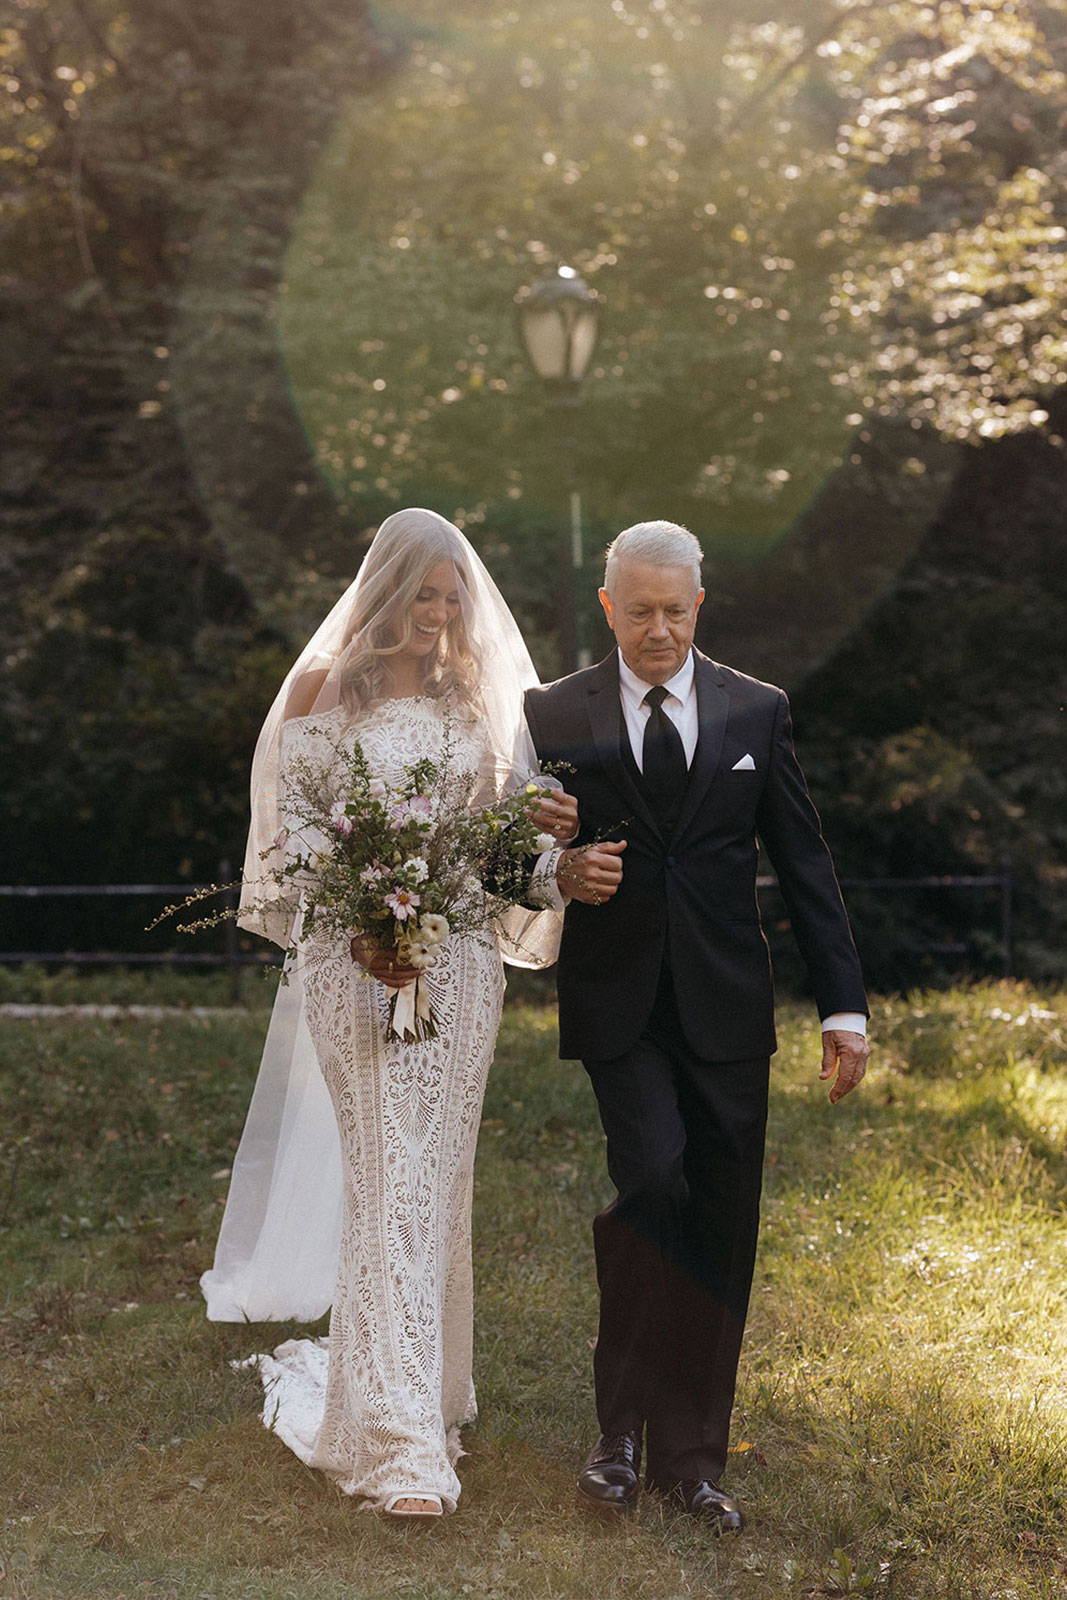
[529,787,579,844]
[350,934,420,989]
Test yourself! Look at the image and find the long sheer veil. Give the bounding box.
[202,509,561,1322]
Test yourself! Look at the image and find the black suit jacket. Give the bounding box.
[524,650,868,1062]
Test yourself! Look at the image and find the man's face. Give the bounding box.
[598,559,704,685]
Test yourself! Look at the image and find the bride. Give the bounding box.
[201,508,570,1516]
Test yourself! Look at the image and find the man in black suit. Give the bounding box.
[524,520,869,1531]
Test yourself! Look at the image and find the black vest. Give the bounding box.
[618,701,688,837]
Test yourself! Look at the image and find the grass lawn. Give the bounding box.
[1,979,1064,1600]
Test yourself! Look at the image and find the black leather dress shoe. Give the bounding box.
[577,1431,642,1513]
[648,1478,744,1531]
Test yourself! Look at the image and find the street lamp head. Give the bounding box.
[514,265,602,387]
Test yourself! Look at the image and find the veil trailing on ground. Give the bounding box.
[202,509,562,1322]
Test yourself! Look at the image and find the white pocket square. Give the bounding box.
[731,753,756,771]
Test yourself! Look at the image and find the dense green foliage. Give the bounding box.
[2,1,1066,985]
[1,986,1064,1597]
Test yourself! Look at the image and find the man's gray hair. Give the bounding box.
[603,520,704,594]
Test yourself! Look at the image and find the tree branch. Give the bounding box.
[69,0,131,84]
[723,0,891,133]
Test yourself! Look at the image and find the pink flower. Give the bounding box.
[385,888,421,920]
[329,801,354,836]
[271,827,290,850]
[390,795,434,828]
[360,864,386,886]
[367,777,387,803]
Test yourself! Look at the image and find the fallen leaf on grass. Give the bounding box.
[729,1439,768,1464]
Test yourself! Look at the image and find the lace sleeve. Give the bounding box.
[471,737,511,811]
[465,716,563,923]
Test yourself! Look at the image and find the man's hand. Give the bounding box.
[557,840,627,905]
[350,934,419,990]
[529,787,579,843]
[819,1029,869,1103]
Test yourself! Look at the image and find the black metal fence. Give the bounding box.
[0,864,278,1002]
[836,871,1014,974]
[0,866,1015,1000]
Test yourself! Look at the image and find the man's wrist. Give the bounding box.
[821,1012,867,1037]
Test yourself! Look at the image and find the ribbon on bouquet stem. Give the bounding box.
[389,975,436,1042]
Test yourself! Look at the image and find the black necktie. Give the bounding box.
[642,685,688,819]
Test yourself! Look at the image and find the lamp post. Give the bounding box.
[514,265,602,671]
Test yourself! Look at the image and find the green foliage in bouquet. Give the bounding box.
[281,721,556,938]
[157,715,566,1042]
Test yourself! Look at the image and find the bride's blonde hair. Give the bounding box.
[338,517,482,716]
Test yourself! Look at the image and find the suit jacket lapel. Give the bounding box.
[670,652,730,844]
[584,653,662,838]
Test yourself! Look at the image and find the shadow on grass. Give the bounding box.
[1,984,1065,1599]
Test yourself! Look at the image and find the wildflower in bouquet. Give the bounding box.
[264,719,569,1042]
[151,716,574,1044]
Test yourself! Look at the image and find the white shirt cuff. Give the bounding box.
[821,1012,867,1036]
[531,848,568,912]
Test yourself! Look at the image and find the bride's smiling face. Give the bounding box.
[396,559,462,662]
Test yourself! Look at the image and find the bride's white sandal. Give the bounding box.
[383,1492,444,1518]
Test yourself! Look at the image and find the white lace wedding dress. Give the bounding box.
[243,696,505,1512]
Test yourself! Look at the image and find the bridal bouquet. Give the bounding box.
[265,724,561,1042]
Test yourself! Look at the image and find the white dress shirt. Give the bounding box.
[537,648,865,1037]
[617,649,699,770]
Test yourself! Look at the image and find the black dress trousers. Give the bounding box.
[582,964,770,1485]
